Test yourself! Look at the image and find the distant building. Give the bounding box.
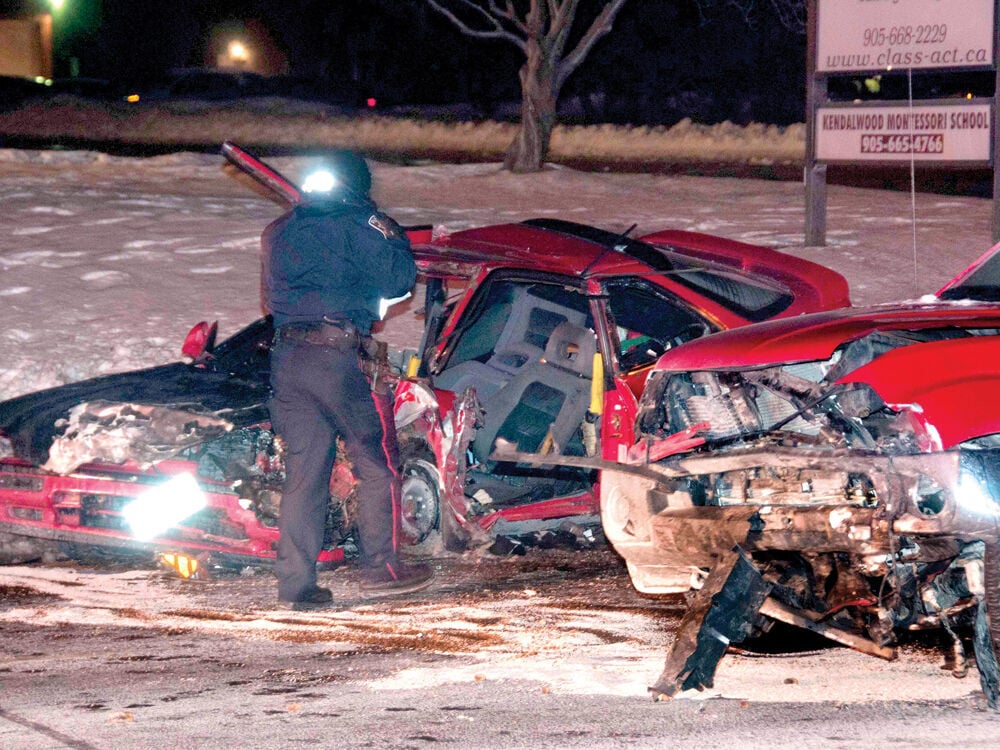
[0,11,52,78]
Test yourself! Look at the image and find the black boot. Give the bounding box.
[360,560,434,596]
[280,584,333,610]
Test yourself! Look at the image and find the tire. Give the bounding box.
[399,457,439,545]
[0,533,64,565]
[397,439,476,554]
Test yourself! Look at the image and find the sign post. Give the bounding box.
[805,0,826,246]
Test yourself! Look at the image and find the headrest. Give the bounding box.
[543,321,597,377]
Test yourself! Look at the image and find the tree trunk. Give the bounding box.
[504,39,558,173]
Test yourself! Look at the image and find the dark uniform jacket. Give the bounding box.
[262,198,416,334]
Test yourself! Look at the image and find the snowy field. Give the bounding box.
[0,146,994,401]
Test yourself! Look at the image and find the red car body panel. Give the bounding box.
[650,303,1000,372]
[837,336,1000,448]
[638,229,851,318]
[413,224,850,330]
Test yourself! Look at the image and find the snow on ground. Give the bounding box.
[0,560,982,706]
[0,147,993,401]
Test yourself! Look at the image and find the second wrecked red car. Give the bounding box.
[0,144,849,569]
[584,243,1000,706]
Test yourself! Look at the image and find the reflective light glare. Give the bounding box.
[122,473,207,541]
[302,169,337,194]
[379,291,411,319]
[956,471,1000,520]
[160,552,201,579]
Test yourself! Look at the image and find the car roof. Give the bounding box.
[412,218,851,323]
[412,220,647,278]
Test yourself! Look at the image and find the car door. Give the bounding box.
[593,278,717,462]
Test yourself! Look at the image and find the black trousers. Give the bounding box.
[268,335,400,601]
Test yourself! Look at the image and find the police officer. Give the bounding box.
[263,150,433,608]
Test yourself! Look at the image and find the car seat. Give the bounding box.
[472,321,597,461]
[433,288,583,400]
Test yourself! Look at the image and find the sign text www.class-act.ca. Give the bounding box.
[817,0,994,73]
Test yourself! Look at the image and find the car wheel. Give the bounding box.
[0,532,59,565]
[399,457,439,545]
[397,440,477,553]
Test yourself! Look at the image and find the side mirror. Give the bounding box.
[182,321,218,363]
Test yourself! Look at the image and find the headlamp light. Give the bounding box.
[122,473,208,542]
[302,169,338,194]
[956,464,1000,520]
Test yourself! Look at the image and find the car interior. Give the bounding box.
[432,274,711,506]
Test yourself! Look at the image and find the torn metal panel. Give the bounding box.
[651,546,771,698]
[758,598,896,659]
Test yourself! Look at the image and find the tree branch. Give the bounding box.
[487,0,525,33]
[548,0,581,59]
[424,0,526,49]
[555,0,629,89]
[700,1,806,33]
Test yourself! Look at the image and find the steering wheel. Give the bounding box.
[618,336,668,370]
[668,322,709,349]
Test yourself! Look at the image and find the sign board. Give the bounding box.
[816,103,993,162]
[817,0,994,73]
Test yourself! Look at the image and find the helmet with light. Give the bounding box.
[301,150,372,203]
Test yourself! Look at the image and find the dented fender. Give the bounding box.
[393,379,483,534]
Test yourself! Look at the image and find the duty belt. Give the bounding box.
[275,320,362,349]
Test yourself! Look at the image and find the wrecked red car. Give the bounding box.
[0,143,849,571]
[593,243,1000,705]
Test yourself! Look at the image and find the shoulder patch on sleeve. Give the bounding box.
[367,213,402,240]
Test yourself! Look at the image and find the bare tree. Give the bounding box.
[421,1,807,172]
[423,1,629,172]
[714,0,806,32]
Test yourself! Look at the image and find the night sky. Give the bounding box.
[3,1,811,125]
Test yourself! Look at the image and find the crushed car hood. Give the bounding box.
[0,363,269,468]
[649,302,1000,371]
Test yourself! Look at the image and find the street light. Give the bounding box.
[227,40,250,69]
[47,0,77,77]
